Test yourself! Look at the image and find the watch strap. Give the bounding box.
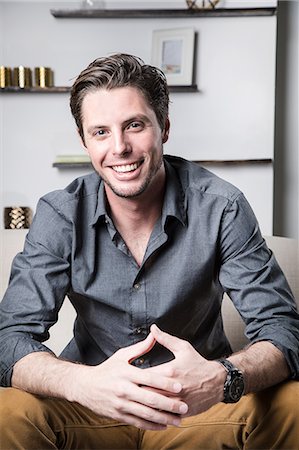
[217,358,236,373]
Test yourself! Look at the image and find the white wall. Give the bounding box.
[0,1,278,235]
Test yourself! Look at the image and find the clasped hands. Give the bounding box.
[77,324,225,430]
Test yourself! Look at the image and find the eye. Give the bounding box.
[96,129,106,135]
[128,121,143,130]
[94,129,108,138]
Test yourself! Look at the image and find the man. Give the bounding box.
[0,53,298,449]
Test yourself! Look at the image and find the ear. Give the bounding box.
[162,118,170,144]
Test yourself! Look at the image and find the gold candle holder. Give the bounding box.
[34,67,54,88]
[12,66,32,88]
[0,66,12,88]
[4,207,32,229]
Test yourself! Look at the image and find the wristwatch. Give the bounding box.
[217,359,245,403]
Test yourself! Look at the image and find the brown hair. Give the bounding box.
[70,53,169,142]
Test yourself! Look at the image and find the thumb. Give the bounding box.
[150,324,188,355]
[116,332,156,364]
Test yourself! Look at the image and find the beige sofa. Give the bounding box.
[1,230,298,355]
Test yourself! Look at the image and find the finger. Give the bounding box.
[123,400,183,428]
[144,362,177,379]
[114,411,168,431]
[150,324,189,355]
[129,383,187,416]
[115,332,156,364]
[131,365,182,394]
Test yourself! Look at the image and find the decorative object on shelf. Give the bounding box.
[4,207,32,229]
[81,0,105,9]
[0,66,12,88]
[186,0,220,10]
[34,67,54,88]
[1,66,55,89]
[53,154,92,168]
[13,66,32,88]
[152,28,195,86]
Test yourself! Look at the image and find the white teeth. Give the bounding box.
[112,163,139,173]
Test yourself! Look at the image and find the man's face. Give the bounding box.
[80,86,169,200]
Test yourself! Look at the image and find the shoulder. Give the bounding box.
[30,171,102,236]
[41,171,101,211]
[164,155,242,204]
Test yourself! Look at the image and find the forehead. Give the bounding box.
[81,86,154,119]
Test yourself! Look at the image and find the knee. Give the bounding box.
[253,380,299,430]
[0,387,58,449]
[268,380,299,419]
[245,381,299,449]
[0,387,44,426]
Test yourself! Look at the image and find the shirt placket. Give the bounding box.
[130,228,169,367]
[107,215,169,368]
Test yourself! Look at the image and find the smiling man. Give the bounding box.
[82,87,168,200]
[0,54,299,450]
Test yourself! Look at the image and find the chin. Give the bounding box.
[108,184,148,199]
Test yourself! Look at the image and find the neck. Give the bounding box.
[104,166,166,266]
[105,165,166,231]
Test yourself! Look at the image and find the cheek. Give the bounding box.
[85,141,106,159]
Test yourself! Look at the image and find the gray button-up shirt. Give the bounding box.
[1,156,299,386]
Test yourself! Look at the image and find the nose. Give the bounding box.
[113,130,131,156]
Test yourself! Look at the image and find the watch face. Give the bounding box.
[229,377,245,402]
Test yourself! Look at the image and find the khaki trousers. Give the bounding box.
[1,381,298,450]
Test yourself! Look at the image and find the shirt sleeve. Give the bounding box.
[218,193,299,379]
[0,197,72,386]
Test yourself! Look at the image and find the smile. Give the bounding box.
[111,161,142,173]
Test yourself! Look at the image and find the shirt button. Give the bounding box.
[135,327,145,335]
[135,358,145,366]
[133,283,141,290]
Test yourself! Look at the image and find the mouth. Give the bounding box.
[111,160,143,173]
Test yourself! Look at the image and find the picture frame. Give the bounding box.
[151,28,195,86]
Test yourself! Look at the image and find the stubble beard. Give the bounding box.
[102,153,164,199]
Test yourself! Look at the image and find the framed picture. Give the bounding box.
[151,28,195,86]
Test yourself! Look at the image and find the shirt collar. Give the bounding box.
[162,158,187,227]
[90,180,107,226]
[90,157,187,227]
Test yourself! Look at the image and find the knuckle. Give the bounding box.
[146,394,157,407]
[180,340,190,351]
[114,384,126,398]
[143,410,154,421]
[113,397,124,412]
[164,367,175,378]
[167,367,178,378]
[169,401,179,413]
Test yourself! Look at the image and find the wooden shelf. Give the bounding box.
[50,8,276,19]
[170,85,198,93]
[197,158,273,166]
[1,85,198,94]
[0,87,71,93]
[53,159,272,170]
[53,162,93,169]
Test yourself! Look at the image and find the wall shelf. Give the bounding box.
[53,159,273,169]
[198,158,273,166]
[0,85,198,94]
[50,8,276,19]
[0,87,70,93]
[53,162,93,169]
